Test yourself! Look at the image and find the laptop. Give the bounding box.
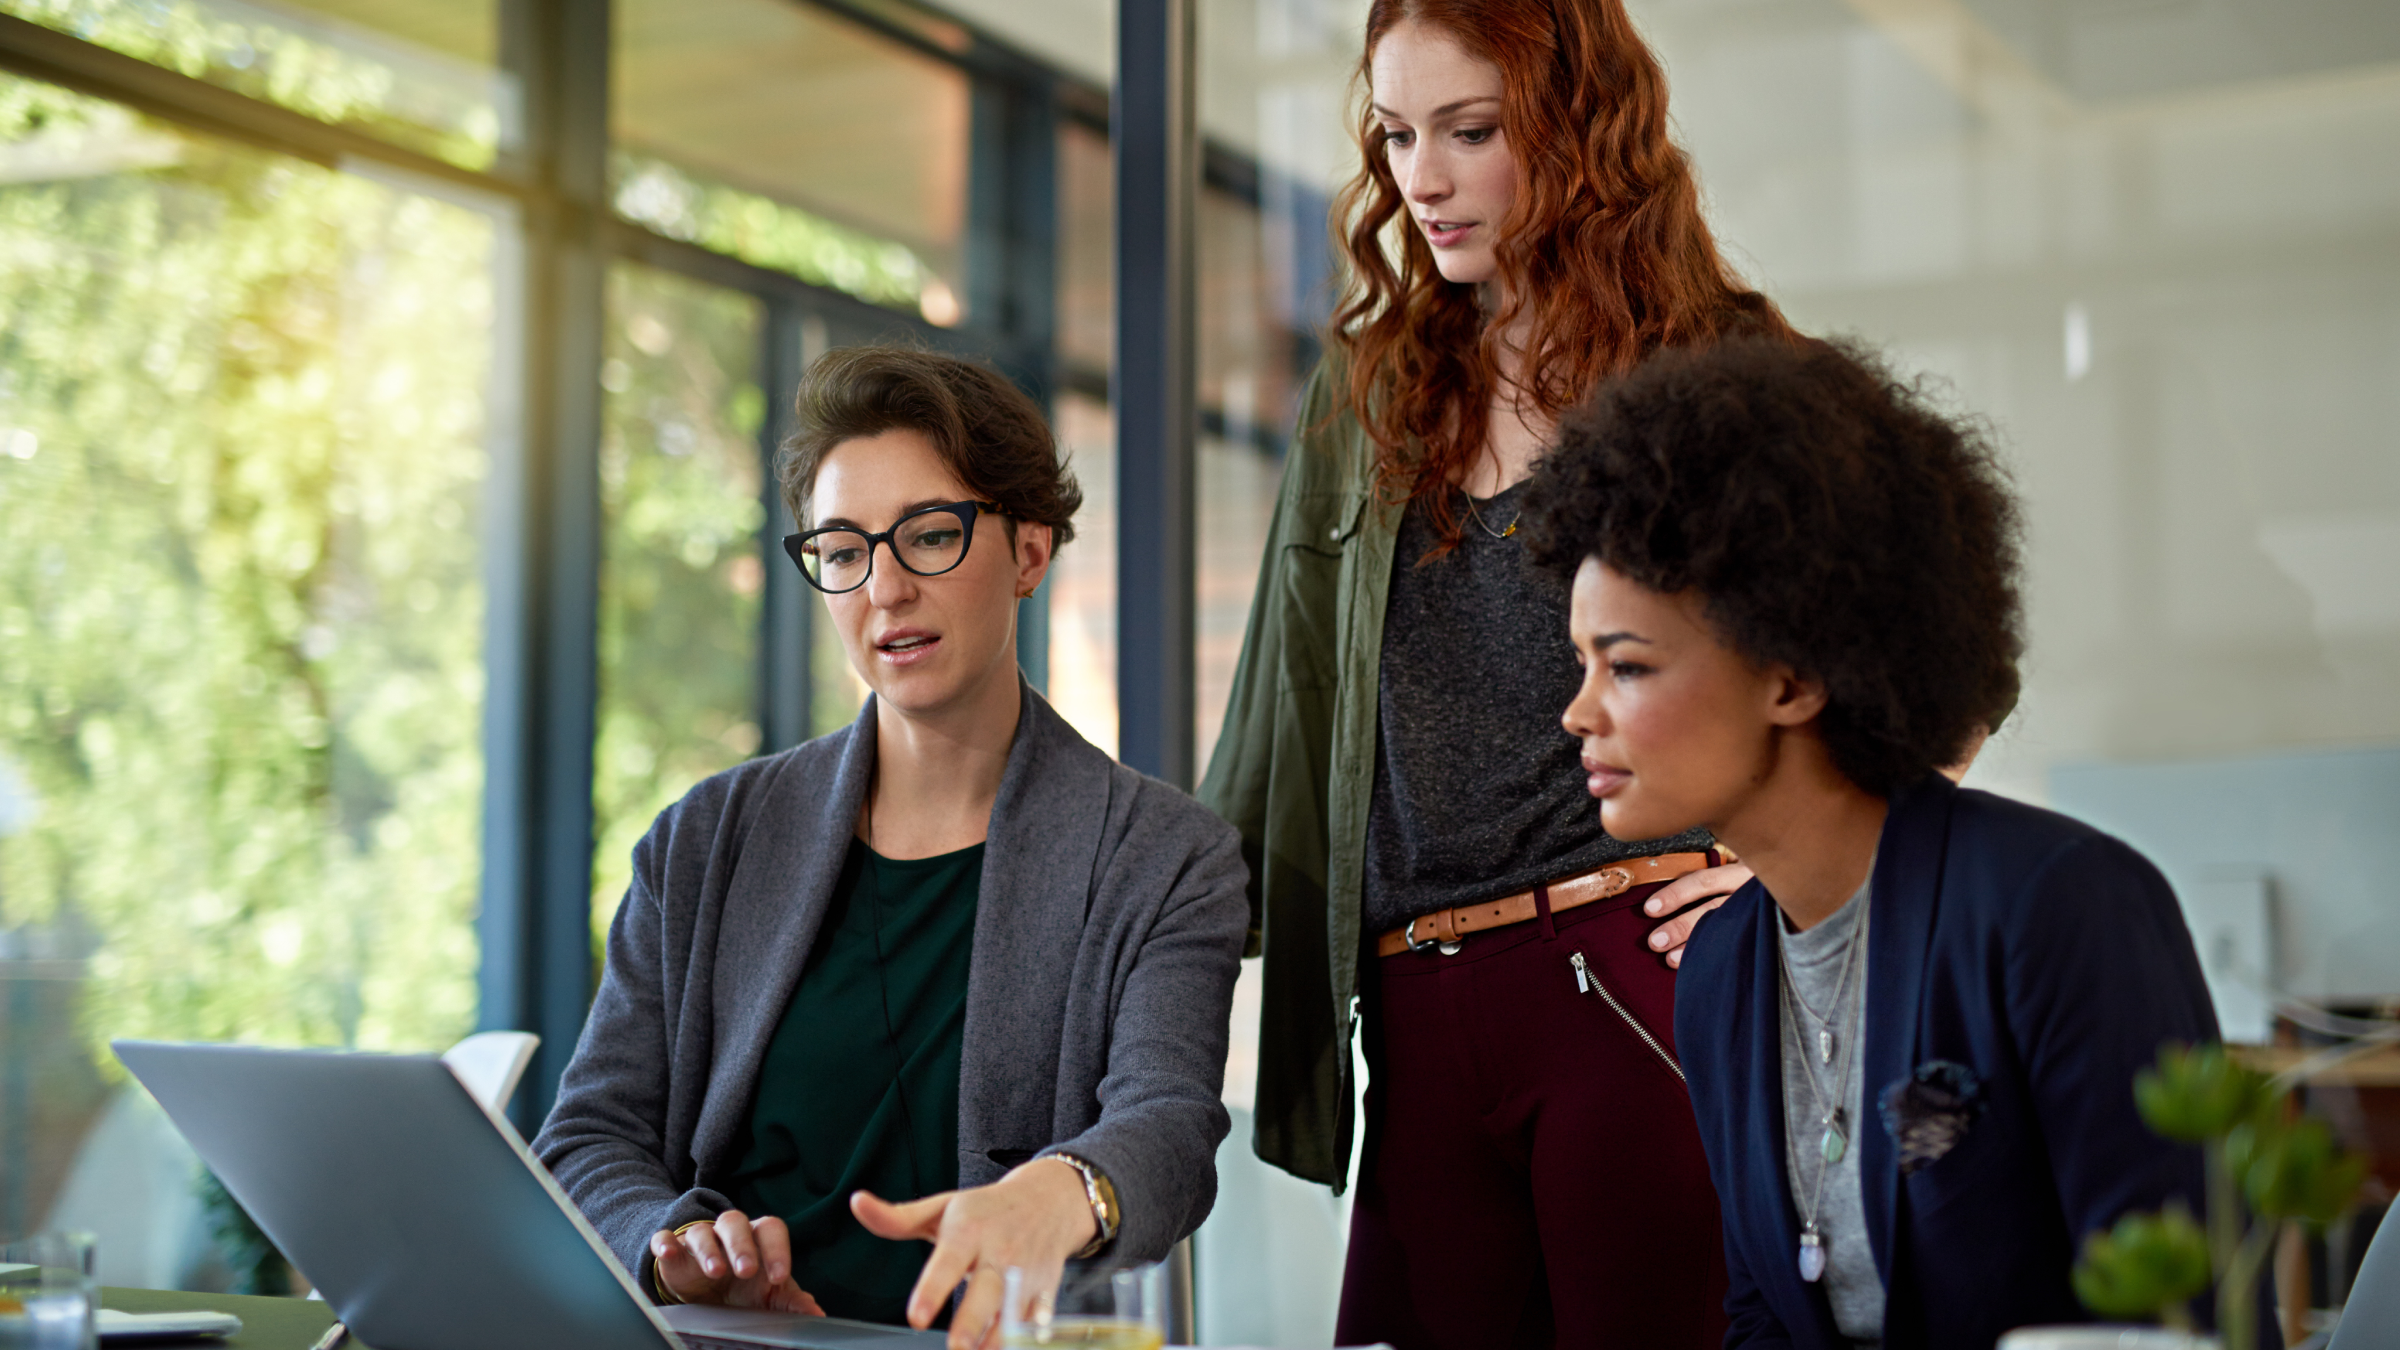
[2327,1204,2397,1350]
[114,1040,946,1350]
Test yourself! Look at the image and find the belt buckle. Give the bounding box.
[1405,916,1463,957]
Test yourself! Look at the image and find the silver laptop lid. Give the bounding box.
[115,1040,679,1350]
[2328,1208,2397,1350]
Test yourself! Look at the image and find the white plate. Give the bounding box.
[95,1308,244,1343]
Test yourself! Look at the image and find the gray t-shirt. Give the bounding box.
[1363,483,1713,933]
[1779,879,1885,1346]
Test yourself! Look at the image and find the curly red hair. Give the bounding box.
[1332,0,1791,549]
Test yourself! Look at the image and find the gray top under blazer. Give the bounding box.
[532,684,1252,1294]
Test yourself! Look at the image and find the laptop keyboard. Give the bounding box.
[658,1303,946,1347]
[673,1329,936,1348]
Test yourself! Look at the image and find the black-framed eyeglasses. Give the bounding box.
[782,500,1004,595]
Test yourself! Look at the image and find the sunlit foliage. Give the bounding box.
[0,0,504,168]
[0,73,488,1061]
[590,263,766,941]
[613,152,930,314]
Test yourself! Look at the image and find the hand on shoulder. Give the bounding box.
[1645,860,1754,968]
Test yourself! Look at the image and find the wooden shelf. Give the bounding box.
[2230,1043,2400,1088]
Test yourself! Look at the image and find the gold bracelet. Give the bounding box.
[652,1218,717,1305]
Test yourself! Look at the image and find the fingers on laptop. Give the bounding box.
[653,1211,818,1311]
[736,1214,822,1312]
[714,1211,768,1281]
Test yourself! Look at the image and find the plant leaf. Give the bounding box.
[2073,1205,2213,1319]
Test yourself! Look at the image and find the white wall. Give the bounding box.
[1640,0,2400,806]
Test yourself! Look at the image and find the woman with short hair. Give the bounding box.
[1199,0,1799,1343]
[537,346,1249,1349]
[1525,334,2218,1347]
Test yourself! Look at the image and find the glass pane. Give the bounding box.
[1195,185,1295,780]
[614,0,970,321]
[591,263,766,935]
[1200,0,1353,783]
[0,0,512,169]
[1187,5,1389,1348]
[1046,389,1118,756]
[1047,102,1322,784]
[0,72,494,1266]
[1047,119,1116,753]
[1056,120,1113,377]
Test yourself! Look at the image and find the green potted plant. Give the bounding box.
[2005,1042,2368,1350]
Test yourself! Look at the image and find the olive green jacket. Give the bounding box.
[1197,364,1402,1190]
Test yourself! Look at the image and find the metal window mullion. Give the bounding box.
[1113,0,1198,788]
[478,0,610,1130]
[758,301,813,754]
[967,72,1062,694]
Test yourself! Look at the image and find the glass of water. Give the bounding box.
[0,1232,97,1350]
[1000,1260,1165,1350]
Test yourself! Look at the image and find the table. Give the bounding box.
[100,1287,369,1350]
[2229,1043,2400,1191]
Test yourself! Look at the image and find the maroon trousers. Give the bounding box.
[1335,880,1730,1350]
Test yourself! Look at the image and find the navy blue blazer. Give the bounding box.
[1676,775,2218,1348]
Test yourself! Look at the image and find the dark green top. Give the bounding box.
[723,838,981,1325]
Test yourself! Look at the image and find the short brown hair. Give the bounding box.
[777,345,1082,546]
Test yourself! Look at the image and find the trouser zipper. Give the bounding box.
[1570,951,1685,1083]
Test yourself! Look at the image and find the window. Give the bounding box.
[590,262,766,932]
[0,70,495,1241]
[0,0,514,168]
[1045,120,1117,752]
[613,0,970,320]
[1186,4,1361,1341]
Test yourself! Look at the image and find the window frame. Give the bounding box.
[0,0,1282,1123]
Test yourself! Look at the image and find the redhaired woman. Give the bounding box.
[1198,0,1793,1343]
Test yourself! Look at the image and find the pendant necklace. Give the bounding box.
[1461,488,1520,540]
[1776,892,1872,1284]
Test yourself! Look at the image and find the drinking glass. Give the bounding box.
[0,1232,97,1350]
[1000,1260,1166,1349]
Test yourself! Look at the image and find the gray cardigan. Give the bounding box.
[532,685,1251,1292]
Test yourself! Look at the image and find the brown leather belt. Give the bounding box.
[1375,851,1724,958]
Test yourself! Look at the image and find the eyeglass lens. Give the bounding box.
[800,509,973,591]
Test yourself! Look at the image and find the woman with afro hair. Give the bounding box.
[1524,334,2221,1347]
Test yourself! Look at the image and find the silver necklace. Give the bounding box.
[1775,893,1871,1284]
[1461,488,1519,540]
[1784,924,1856,1068]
